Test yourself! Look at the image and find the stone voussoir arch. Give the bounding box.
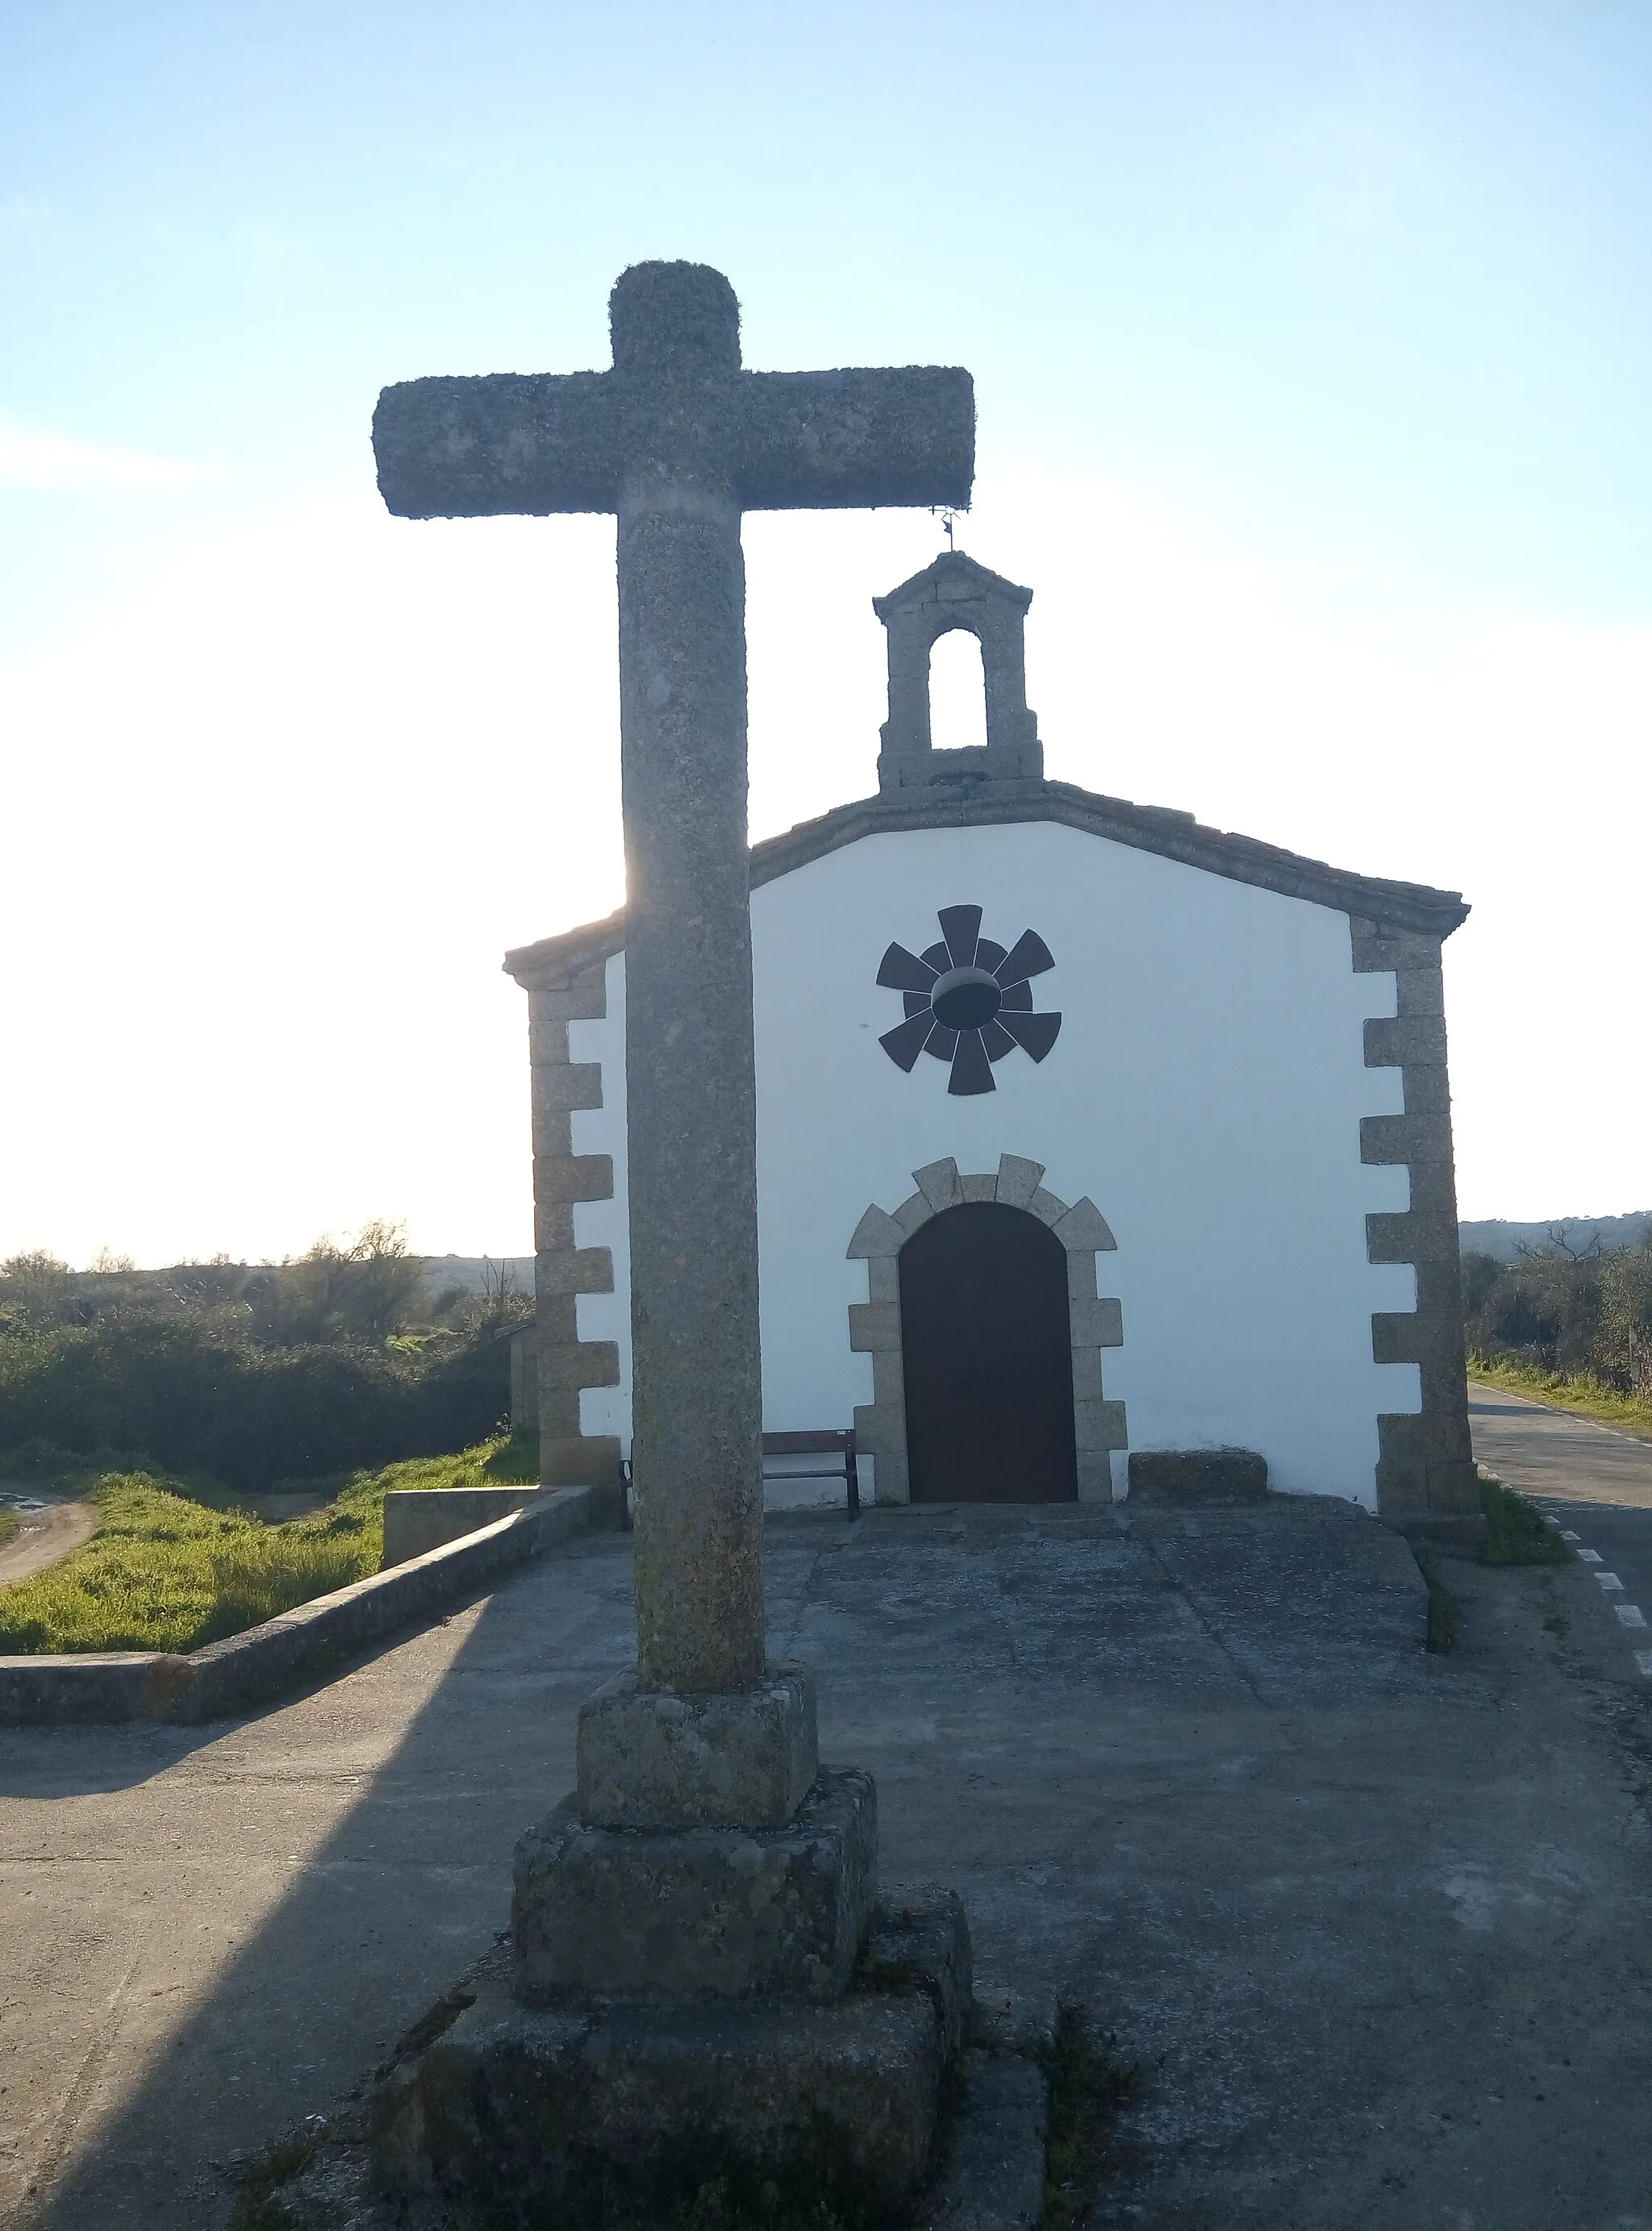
[845,1153,1127,1507]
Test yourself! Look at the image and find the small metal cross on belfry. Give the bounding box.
[373,265,974,1701]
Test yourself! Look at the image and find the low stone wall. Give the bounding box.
[382,1486,542,1567]
[0,1487,592,1729]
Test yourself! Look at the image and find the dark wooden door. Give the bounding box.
[899,1203,1078,1503]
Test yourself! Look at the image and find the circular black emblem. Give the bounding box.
[875,904,1062,1096]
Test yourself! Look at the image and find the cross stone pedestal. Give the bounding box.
[367,265,977,2221]
[574,1662,819,1830]
[372,1743,974,2225]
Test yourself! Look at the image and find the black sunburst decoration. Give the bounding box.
[876,904,1062,1096]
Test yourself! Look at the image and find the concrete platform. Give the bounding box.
[5,1491,1652,2229]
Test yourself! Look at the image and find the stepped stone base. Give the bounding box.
[860,1883,974,2060]
[576,1662,819,1830]
[373,1888,973,2228]
[514,1767,877,2004]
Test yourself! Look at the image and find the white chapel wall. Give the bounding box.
[571,819,1420,1507]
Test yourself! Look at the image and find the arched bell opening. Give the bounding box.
[926,623,990,756]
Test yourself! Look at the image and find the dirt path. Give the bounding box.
[0,1495,96,1587]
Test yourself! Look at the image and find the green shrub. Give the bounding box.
[0,1437,147,1487]
[1465,1236,1652,1398]
[0,1315,515,1492]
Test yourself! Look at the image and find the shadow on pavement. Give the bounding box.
[21,1533,636,2231]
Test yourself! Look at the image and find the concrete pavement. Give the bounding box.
[3,1490,1651,2230]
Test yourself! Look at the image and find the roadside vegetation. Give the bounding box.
[0,1507,19,1552]
[0,1224,531,1493]
[0,1432,540,1656]
[1464,1228,1652,1441]
[1466,1352,1652,1441]
[1041,2004,1140,2231]
[1478,1473,1569,1566]
[1414,1470,1569,1656]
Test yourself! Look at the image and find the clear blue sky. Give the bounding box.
[4,2,1649,1260]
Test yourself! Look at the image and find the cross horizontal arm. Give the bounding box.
[734,368,974,512]
[373,363,974,520]
[373,372,620,519]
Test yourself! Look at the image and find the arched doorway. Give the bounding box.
[899,1203,1078,1503]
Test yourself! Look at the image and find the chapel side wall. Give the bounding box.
[523,957,624,1493]
[1352,917,1480,1533]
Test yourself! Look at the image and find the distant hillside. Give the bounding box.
[420,1255,536,1301]
[1460,1214,1652,1262]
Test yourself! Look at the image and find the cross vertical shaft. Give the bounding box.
[619,482,764,1691]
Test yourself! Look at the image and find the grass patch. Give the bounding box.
[0,1507,19,1553]
[229,2119,329,2231]
[1412,1475,1567,1652]
[0,1474,372,1653]
[1479,1473,1569,1566]
[1469,1355,1652,1442]
[479,1428,540,1484]
[1041,2004,1140,2231]
[0,1437,526,1655]
[673,2168,847,2230]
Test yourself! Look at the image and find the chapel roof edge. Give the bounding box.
[503,779,1469,990]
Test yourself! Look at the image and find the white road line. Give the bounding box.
[1637,1651,1652,1678]
[1560,1530,1581,1542]
[1578,1547,1604,1563]
[1596,1573,1625,1591]
[1614,1604,1648,1629]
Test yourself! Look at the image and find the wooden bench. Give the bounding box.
[620,1430,861,1529]
[761,1430,861,1520]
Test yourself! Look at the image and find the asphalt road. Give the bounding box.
[1469,1380,1652,1673]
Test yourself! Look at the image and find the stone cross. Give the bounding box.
[374,263,973,1704]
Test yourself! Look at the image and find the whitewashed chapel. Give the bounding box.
[507,552,1477,1531]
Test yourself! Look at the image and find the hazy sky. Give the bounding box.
[4,2,1649,1263]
